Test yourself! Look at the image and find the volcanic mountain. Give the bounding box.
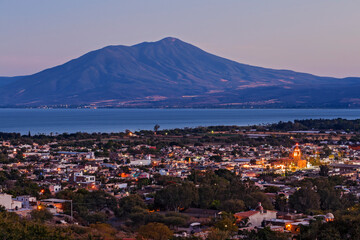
[0,37,359,108]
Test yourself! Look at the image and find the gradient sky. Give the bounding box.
[1,0,360,78]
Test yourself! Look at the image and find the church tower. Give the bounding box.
[293,143,301,163]
[291,143,306,168]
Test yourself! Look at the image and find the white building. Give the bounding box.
[14,195,37,209]
[49,185,62,195]
[234,203,277,227]
[0,193,23,210]
[129,159,151,166]
[70,172,96,183]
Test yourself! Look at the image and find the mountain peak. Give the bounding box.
[133,37,185,48]
[158,37,181,43]
[0,38,359,108]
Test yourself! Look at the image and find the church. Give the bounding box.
[271,143,307,170]
[291,143,307,168]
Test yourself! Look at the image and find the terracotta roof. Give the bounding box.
[234,210,259,218]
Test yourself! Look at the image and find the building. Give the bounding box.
[234,203,277,227]
[272,144,307,169]
[70,172,95,184]
[14,195,37,209]
[129,159,152,166]
[69,171,97,189]
[0,193,23,210]
[49,185,62,195]
[291,143,307,168]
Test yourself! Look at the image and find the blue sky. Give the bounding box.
[1,0,360,77]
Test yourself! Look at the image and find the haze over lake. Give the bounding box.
[0,108,359,135]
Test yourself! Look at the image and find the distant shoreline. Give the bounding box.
[0,107,360,110]
[1,108,360,135]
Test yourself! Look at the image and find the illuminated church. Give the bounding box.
[271,143,307,169]
[290,143,307,168]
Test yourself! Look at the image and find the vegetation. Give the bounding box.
[137,222,173,240]
[30,208,54,223]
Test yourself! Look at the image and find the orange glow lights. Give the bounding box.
[285,224,291,231]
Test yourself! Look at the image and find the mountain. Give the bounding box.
[0,76,23,87]
[0,37,359,108]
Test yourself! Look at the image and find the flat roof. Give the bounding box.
[41,198,69,203]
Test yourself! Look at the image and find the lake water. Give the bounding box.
[0,108,359,134]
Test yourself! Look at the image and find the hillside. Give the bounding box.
[0,37,359,108]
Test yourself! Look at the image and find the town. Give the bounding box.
[0,118,360,239]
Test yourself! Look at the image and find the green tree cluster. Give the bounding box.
[154,170,273,213]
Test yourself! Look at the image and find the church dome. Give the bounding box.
[255,202,264,212]
[325,213,334,222]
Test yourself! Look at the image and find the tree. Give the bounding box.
[317,227,341,240]
[137,222,173,240]
[265,186,280,193]
[214,169,235,181]
[317,187,341,211]
[89,223,118,239]
[154,182,198,211]
[87,212,107,224]
[163,216,186,228]
[0,153,9,164]
[30,208,53,223]
[56,189,118,224]
[289,186,320,213]
[0,211,70,239]
[319,165,329,177]
[214,217,238,232]
[220,199,245,213]
[154,124,160,134]
[117,194,147,217]
[298,220,342,240]
[207,228,230,240]
[198,184,216,209]
[210,155,222,162]
[247,192,274,210]
[241,227,289,240]
[275,194,288,212]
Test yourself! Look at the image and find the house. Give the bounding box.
[49,185,62,195]
[129,159,151,166]
[14,195,37,209]
[0,193,23,210]
[69,172,95,184]
[234,202,277,227]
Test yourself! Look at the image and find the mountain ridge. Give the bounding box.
[0,37,359,108]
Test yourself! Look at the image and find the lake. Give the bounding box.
[0,108,359,134]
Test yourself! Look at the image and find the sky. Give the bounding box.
[1,0,360,78]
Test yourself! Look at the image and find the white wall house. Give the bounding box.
[0,193,23,210]
[234,203,277,227]
[49,185,62,194]
[129,159,151,166]
[14,195,37,209]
